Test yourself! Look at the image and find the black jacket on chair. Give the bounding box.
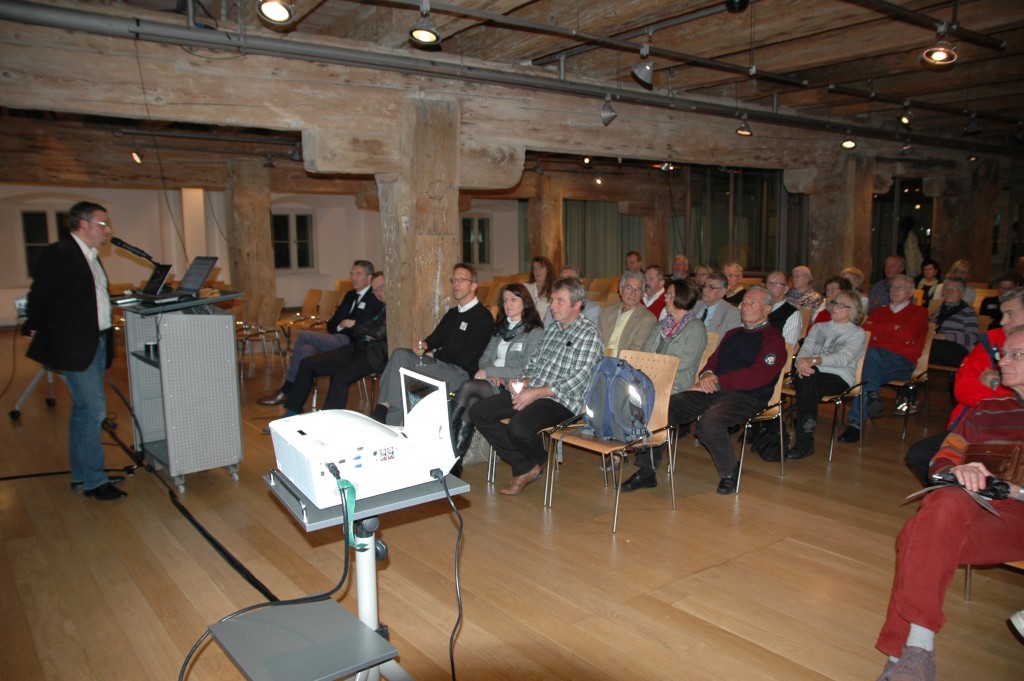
[24,236,114,372]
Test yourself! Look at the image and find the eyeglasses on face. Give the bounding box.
[621,284,642,294]
[702,285,724,290]
[829,301,851,310]
[766,281,786,287]
[450,276,473,284]
[1003,350,1024,361]
[90,219,111,228]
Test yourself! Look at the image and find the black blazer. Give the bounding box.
[324,288,384,338]
[24,236,114,372]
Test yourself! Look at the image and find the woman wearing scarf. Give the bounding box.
[449,283,545,475]
[642,279,707,393]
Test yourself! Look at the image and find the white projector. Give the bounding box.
[269,369,456,508]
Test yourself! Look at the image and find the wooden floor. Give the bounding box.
[1,329,1022,681]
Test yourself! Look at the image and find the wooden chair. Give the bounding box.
[735,343,796,493]
[972,288,997,313]
[881,324,936,440]
[799,308,813,339]
[912,289,924,306]
[964,560,1024,600]
[781,331,871,462]
[235,294,263,374]
[241,296,286,374]
[281,288,322,353]
[543,350,679,533]
[292,289,341,332]
[587,278,610,301]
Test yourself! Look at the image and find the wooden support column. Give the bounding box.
[926,160,1000,282]
[227,159,275,302]
[785,156,874,288]
[527,174,565,268]
[642,200,670,269]
[378,97,461,352]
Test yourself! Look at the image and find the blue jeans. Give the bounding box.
[63,334,109,490]
[287,330,350,383]
[848,347,914,427]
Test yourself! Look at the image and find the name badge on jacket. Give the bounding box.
[511,342,523,352]
[357,302,366,309]
[459,321,468,331]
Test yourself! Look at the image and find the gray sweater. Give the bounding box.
[796,321,867,387]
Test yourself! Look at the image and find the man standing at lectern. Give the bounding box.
[23,201,126,500]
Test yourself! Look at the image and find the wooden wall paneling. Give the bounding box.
[228,159,275,304]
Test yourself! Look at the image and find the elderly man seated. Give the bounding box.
[839,274,928,443]
[928,276,979,368]
[874,326,1024,681]
[598,270,657,357]
[620,286,786,495]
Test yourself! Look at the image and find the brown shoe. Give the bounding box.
[499,464,543,496]
[257,391,287,406]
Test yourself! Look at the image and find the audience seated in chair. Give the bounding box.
[978,271,1021,327]
[928,276,979,368]
[785,265,823,312]
[868,255,907,313]
[722,262,746,306]
[873,326,1024,681]
[839,275,928,443]
[597,270,657,358]
[470,277,604,496]
[809,275,853,329]
[523,255,554,321]
[258,259,382,406]
[931,258,976,306]
[542,265,601,328]
[691,271,742,337]
[671,254,691,281]
[448,283,545,477]
[905,288,1024,484]
[787,290,868,460]
[278,272,388,417]
[620,286,786,495]
[642,265,667,319]
[371,263,493,426]
[764,271,804,346]
[641,279,707,394]
[915,258,942,308]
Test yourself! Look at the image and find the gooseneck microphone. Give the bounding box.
[111,237,155,263]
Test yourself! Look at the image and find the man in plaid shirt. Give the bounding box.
[470,277,604,495]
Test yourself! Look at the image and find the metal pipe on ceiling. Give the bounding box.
[0,0,1018,158]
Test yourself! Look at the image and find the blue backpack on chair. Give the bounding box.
[581,356,656,442]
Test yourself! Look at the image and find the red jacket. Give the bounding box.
[947,327,1014,428]
[863,303,928,365]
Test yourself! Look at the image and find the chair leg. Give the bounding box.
[736,424,749,494]
[777,415,785,478]
[543,435,557,508]
[828,399,842,463]
[964,564,973,601]
[486,444,497,484]
[612,446,624,534]
[667,432,677,510]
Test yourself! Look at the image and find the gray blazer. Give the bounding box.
[691,300,742,336]
[477,325,545,379]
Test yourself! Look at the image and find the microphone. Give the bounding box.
[111,237,155,263]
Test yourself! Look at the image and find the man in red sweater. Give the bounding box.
[874,326,1024,681]
[839,275,928,442]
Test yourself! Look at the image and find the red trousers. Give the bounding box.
[876,488,1024,657]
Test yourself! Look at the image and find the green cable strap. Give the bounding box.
[336,479,367,550]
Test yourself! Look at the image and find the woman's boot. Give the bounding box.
[450,417,476,478]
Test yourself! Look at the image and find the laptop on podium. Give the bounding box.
[136,256,218,305]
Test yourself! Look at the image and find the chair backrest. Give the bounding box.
[697,331,720,374]
[912,288,924,306]
[241,294,263,327]
[587,278,610,300]
[618,350,680,433]
[799,308,812,338]
[915,323,937,376]
[299,288,322,318]
[852,330,871,384]
[336,279,353,296]
[317,289,341,319]
[972,288,996,313]
[765,343,797,406]
[258,296,285,330]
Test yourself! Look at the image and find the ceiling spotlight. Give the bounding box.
[582,155,592,165]
[631,44,654,88]
[595,176,603,185]
[898,103,914,129]
[735,113,753,137]
[840,131,857,150]
[600,95,617,127]
[256,0,294,25]
[263,154,276,169]
[409,0,440,46]
[899,144,914,157]
[963,113,984,136]
[532,162,544,174]
[966,151,978,162]
[659,162,675,172]
[130,144,143,165]
[922,39,957,65]
[289,143,303,162]
[724,0,751,11]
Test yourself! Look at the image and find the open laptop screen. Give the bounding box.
[175,256,217,294]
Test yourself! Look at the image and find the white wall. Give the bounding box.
[0,184,522,325]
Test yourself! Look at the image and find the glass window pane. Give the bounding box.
[477,218,490,264]
[272,214,290,269]
[22,212,48,244]
[462,217,474,263]
[295,214,313,269]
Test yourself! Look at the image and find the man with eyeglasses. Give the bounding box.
[690,271,741,336]
[23,201,126,501]
[764,271,804,346]
[839,274,928,443]
[372,263,492,425]
[874,325,1024,681]
[259,259,383,406]
[597,270,657,357]
[642,265,667,319]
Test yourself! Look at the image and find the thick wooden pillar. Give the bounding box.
[785,156,874,288]
[641,201,670,269]
[926,160,999,283]
[378,97,461,352]
[527,174,565,268]
[227,159,275,301]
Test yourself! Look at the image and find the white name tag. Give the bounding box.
[511,342,523,351]
[357,302,366,309]
[459,321,468,331]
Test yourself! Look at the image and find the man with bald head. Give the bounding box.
[868,255,906,313]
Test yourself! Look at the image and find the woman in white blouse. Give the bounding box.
[788,290,868,461]
[448,284,545,475]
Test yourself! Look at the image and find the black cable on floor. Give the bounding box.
[434,472,465,681]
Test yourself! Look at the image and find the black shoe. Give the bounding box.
[71,475,124,491]
[838,425,860,444]
[84,483,127,500]
[257,391,287,406]
[716,474,738,495]
[867,396,884,419]
[371,404,389,424]
[620,470,657,492]
[785,446,812,460]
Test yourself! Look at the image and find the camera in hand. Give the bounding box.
[930,470,1011,500]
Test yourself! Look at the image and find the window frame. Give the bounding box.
[271,210,316,272]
